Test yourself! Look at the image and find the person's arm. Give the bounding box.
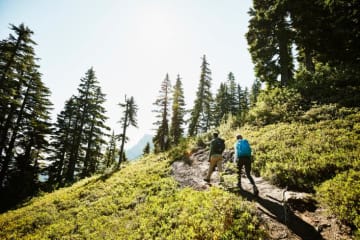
[208,140,213,162]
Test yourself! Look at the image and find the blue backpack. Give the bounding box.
[236,139,251,157]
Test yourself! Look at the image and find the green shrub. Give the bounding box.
[238,111,360,191]
[316,170,360,232]
[248,87,303,126]
[0,148,266,240]
[300,103,358,123]
[294,63,360,107]
[167,140,191,164]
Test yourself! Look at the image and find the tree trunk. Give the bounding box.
[117,101,129,169]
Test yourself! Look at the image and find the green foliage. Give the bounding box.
[300,103,358,123]
[167,140,191,164]
[0,149,265,239]
[294,63,360,107]
[170,75,186,145]
[238,110,360,192]
[247,0,294,86]
[247,0,360,106]
[142,142,151,156]
[188,55,213,136]
[0,24,53,211]
[316,170,360,232]
[117,95,138,168]
[248,87,303,126]
[223,106,359,232]
[153,73,171,152]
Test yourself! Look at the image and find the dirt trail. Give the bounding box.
[171,148,353,240]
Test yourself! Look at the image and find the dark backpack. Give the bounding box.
[236,139,251,157]
[212,138,225,154]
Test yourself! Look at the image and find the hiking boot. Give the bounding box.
[253,186,259,196]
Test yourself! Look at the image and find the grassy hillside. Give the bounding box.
[217,107,360,232]
[0,106,359,238]
[0,153,265,239]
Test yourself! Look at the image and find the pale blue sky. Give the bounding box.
[0,0,255,148]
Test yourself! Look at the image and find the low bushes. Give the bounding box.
[316,169,360,233]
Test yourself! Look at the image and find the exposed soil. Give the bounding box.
[171,148,354,240]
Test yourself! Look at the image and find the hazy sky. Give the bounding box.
[0,0,255,148]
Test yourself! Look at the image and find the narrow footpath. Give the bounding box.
[171,148,353,240]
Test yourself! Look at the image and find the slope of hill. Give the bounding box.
[0,107,358,239]
[125,134,153,160]
[0,153,265,239]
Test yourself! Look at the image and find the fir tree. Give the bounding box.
[226,72,238,115]
[117,95,138,168]
[104,131,117,168]
[170,74,186,145]
[188,55,213,136]
[81,86,109,177]
[0,24,52,210]
[153,73,171,152]
[47,96,77,186]
[246,0,294,86]
[250,79,262,108]
[48,68,109,185]
[213,83,229,126]
[142,142,151,156]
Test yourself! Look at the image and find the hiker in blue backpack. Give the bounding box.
[234,134,258,195]
[204,132,225,183]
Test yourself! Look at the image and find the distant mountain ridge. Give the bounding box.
[125,134,153,160]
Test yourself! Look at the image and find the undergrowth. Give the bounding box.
[0,153,266,239]
[215,107,360,231]
[316,169,360,235]
[217,112,360,192]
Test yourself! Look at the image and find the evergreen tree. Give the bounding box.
[48,68,109,185]
[0,24,53,210]
[250,78,262,108]
[235,84,250,125]
[47,96,77,186]
[153,73,171,152]
[117,95,138,168]
[226,72,238,115]
[238,85,250,113]
[246,0,294,86]
[170,74,186,145]
[104,131,117,168]
[213,83,229,126]
[81,86,109,177]
[142,142,151,156]
[288,0,360,70]
[188,55,213,136]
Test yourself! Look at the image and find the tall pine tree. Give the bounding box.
[48,68,108,186]
[170,74,186,145]
[103,130,118,168]
[250,79,262,108]
[188,55,213,136]
[0,24,53,210]
[117,95,138,168]
[246,0,294,86]
[153,73,171,152]
[213,83,229,126]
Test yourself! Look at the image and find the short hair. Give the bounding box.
[236,134,242,140]
[213,132,219,138]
